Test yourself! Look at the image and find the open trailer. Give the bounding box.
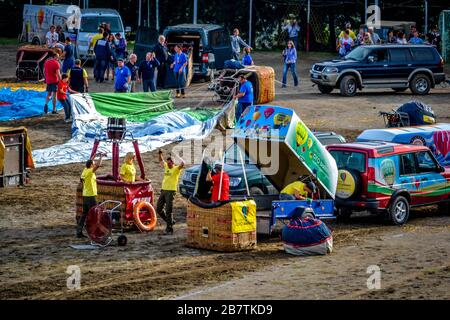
[232,105,339,234]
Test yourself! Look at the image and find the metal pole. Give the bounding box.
[364,0,368,23]
[249,0,253,47]
[193,0,198,24]
[138,0,142,27]
[147,0,150,27]
[424,0,428,34]
[156,0,159,31]
[306,0,310,52]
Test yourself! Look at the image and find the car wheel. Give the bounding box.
[250,186,265,195]
[387,196,410,225]
[410,74,431,95]
[318,84,334,94]
[437,202,449,215]
[337,208,352,222]
[392,88,408,92]
[339,75,358,97]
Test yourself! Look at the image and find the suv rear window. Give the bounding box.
[209,30,229,47]
[329,150,366,172]
[389,48,412,62]
[410,47,435,61]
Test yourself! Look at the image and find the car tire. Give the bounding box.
[392,88,408,92]
[336,168,361,200]
[318,84,334,94]
[337,208,352,222]
[437,202,449,215]
[410,74,431,95]
[387,196,410,225]
[339,75,358,97]
[250,186,265,195]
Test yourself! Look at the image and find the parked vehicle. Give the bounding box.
[134,24,232,81]
[76,9,126,60]
[21,4,80,45]
[327,141,450,224]
[310,45,446,96]
[179,131,346,200]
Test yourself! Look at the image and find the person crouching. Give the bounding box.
[280,178,316,201]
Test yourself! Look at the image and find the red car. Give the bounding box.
[326,141,449,224]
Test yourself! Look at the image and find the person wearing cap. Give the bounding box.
[206,163,230,202]
[68,59,89,93]
[114,58,131,93]
[78,153,103,238]
[156,149,184,235]
[234,74,254,120]
[114,32,127,60]
[120,152,143,183]
[279,179,316,201]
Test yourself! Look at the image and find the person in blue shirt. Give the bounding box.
[234,75,254,120]
[94,32,112,83]
[230,28,251,61]
[242,47,254,66]
[138,52,160,92]
[282,19,300,50]
[409,31,424,44]
[61,37,75,74]
[114,58,131,93]
[114,33,127,60]
[282,40,299,88]
[170,45,188,98]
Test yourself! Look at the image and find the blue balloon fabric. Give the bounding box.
[0,88,63,122]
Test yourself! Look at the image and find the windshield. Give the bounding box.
[329,150,366,172]
[79,16,123,33]
[344,47,369,61]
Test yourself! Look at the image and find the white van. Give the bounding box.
[21,4,80,45]
[76,9,126,60]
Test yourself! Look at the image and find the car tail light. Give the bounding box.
[439,58,444,68]
[202,53,209,63]
[367,167,375,184]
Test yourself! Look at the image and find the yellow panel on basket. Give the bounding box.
[231,200,256,233]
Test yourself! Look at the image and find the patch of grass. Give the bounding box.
[0,37,18,45]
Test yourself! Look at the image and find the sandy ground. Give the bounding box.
[0,46,449,300]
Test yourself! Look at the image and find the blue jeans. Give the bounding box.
[282,63,299,87]
[175,70,186,95]
[280,193,296,200]
[58,98,71,120]
[232,51,240,61]
[143,78,156,92]
[95,58,107,82]
[236,102,252,121]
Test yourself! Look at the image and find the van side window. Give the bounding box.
[369,49,388,63]
[410,48,434,61]
[389,48,412,63]
[399,153,417,175]
[416,151,438,173]
[210,30,228,47]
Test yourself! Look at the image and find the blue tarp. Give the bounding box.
[0,88,63,122]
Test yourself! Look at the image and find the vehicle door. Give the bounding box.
[397,152,419,197]
[388,47,414,83]
[208,28,232,69]
[134,26,159,64]
[412,150,447,205]
[361,48,390,84]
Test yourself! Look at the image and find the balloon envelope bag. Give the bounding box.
[186,197,257,252]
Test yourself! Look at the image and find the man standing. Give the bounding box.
[46,25,63,49]
[61,37,75,73]
[206,163,230,202]
[77,154,103,238]
[230,28,251,61]
[88,26,104,53]
[114,58,131,93]
[43,51,61,114]
[68,59,89,93]
[93,32,112,83]
[282,19,301,50]
[114,33,127,60]
[408,31,424,44]
[125,54,139,92]
[234,74,254,120]
[156,150,184,235]
[368,27,381,44]
[170,45,187,98]
[154,35,168,88]
[138,52,160,92]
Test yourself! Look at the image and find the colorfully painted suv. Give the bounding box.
[326,142,449,225]
[310,45,445,96]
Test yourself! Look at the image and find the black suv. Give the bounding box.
[310,45,445,96]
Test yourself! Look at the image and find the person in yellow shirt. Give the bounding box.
[120,152,143,183]
[280,179,316,201]
[88,26,105,52]
[156,149,184,235]
[77,153,103,238]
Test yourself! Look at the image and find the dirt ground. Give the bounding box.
[0,46,449,300]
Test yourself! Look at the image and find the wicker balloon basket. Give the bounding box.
[238,66,275,104]
[186,199,257,252]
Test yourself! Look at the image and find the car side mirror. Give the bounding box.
[368,56,375,63]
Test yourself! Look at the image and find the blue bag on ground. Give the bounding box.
[282,216,333,256]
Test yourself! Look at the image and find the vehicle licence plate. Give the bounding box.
[312,74,319,79]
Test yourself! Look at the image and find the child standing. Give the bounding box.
[57,74,78,122]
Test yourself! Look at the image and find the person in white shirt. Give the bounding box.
[368,27,381,44]
[45,25,64,50]
[282,19,301,50]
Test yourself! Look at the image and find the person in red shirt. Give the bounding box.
[57,74,78,122]
[207,163,230,202]
[43,51,61,114]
